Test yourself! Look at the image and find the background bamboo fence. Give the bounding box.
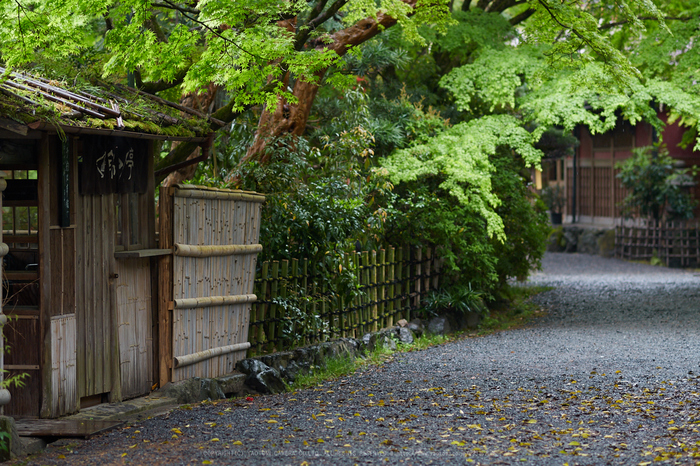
[248,245,440,355]
[615,219,700,267]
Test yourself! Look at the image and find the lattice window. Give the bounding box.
[579,167,593,216]
[594,167,612,217]
[2,168,39,307]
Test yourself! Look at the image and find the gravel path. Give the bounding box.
[20,253,700,465]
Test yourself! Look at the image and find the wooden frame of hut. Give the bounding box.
[0,69,262,419]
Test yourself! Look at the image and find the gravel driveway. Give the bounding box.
[20,252,700,465]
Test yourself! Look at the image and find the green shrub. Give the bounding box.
[616,145,698,221]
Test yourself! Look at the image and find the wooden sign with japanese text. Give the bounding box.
[80,136,148,195]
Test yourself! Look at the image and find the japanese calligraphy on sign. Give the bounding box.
[80,136,148,195]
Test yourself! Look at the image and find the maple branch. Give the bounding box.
[134,66,189,93]
[295,0,349,51]
[510,8,535,25]
[151,2,200,15]
[599,16,691,30]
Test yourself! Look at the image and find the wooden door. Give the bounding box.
[115,258,153,399]
[75,193,119,401]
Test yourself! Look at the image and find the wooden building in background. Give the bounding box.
[540,115,700,225]
[0,69,261,419]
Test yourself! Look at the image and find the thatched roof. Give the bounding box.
[0,67,216,141]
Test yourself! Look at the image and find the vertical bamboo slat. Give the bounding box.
[387,247,395,327]
[395,247,404,322]
[361,251,370,335]
[301,259,309,346]
[352,252,361,338]
[424,248,432,297]
[413,248,422,313]
[370,250,378,332]
[290,258,299,344]
[378,249,386,329]
[267,261,280,353]
[279,260,289,347]
[256,261,269,354]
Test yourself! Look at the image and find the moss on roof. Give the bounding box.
[0,69,212,139]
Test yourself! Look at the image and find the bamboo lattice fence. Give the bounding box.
[248,245,440,354]
[615,219,700,267]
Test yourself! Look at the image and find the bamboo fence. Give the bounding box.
[615,218,700,267]
[248,245,440,354]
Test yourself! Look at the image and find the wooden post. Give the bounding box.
[38,134,54,416]
[0,171,8,412]
[158,186,175,388]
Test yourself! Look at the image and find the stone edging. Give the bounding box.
[158,313,480,402]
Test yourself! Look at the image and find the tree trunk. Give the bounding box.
[242,9,411,165]
[162,83,220,187]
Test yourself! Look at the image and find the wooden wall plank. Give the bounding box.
[49,229,63,316]
[63,228,76,316]
[38,133,52,418]
[157,186,174,387]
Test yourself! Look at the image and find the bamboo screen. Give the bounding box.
[170,185,264,382]
[616,219,700,267]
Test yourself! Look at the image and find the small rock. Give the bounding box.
[244,366,286,394]
[397,327,414,344]
[407,321,424,338]
[368,333,397,351]
[397,319,408,327]
[236,358,268,376]
[427,316,451,335]
[281,360,301,383]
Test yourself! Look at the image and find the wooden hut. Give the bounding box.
[0,69,262,419]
